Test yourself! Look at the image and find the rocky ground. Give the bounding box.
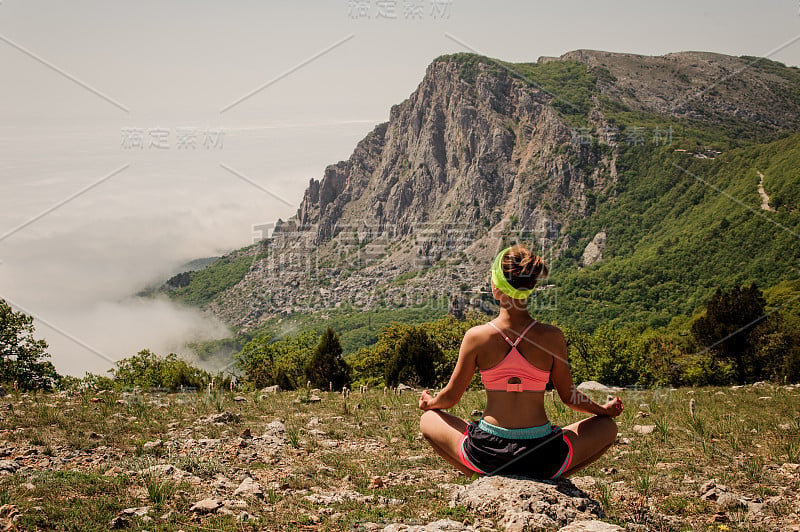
[0,383,798,530]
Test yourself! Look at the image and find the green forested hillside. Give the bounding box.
[543,133,800,330]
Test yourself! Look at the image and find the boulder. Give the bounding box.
[449,476,605,531]
[576,381,618,393]
[581,232,607,267]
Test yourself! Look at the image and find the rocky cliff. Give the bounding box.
[176,50,800,329]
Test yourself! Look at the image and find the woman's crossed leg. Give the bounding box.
[419,410,617,478]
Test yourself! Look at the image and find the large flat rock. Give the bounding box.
[450,476,606,531]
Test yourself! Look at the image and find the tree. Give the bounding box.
[691,284,766,384]
[347,322,414,387]
[385,327,440,388]
[305,328,351,390]
[0,299,59,391]
[237,331,318,390]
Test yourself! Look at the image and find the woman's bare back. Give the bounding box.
[474,320,563,429]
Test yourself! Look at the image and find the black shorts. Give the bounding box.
[459,419,573,479]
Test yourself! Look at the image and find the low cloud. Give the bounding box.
[31,296,231,377]
[0,197,263,377]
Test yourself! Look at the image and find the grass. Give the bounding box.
[0,384,798,530]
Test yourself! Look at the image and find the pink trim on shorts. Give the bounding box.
[458,428,486,475]
[550,429,573,478]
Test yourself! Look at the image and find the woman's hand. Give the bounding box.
[419,389,435,411]
[601,397,624,417]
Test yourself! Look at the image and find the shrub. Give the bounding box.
[236,331,318,390]
[305,328,351,391]
[111,350,211,391]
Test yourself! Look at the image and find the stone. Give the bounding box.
[308,395,322,402]
[142,440,162,451]
[233,476,264,499]
[0,460,19,474]
[558,520,624,531]
[449,476,603,530]
[699,479,716,493]
[632,425,656,435]
[212,474,235,490]
[716,493,746,511]
[121,507,150,517]
[189,498,222,514]
[233,396,247,402]
[264,420,286,435]
[582,231,607,266]
[222,499,248,509]
[382,519,474,531]
[261,385,281,394]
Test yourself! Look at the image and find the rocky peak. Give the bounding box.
[561,49,800,129]
[284,54,597,249]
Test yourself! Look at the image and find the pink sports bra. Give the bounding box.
[480,320,551,392]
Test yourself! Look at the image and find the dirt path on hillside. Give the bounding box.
[757,170,776,212]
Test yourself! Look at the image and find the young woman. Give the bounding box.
[419,245,622,478]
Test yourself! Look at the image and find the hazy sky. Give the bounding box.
[2,0,800,376]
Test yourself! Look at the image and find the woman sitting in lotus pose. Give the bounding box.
[419,245,622,478]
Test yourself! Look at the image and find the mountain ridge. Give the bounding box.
[162,49,800,336]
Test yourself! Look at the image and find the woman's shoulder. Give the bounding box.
[462,322,502,346]
[464,322,495,339]
[533,321,566,341]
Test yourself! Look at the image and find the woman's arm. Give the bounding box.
[549,329,623,417]
[419,327,480,411]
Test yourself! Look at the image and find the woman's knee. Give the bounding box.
[419,410,437,437]
[601,415,618,443]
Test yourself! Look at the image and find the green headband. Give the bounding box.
[491,247,536,300]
